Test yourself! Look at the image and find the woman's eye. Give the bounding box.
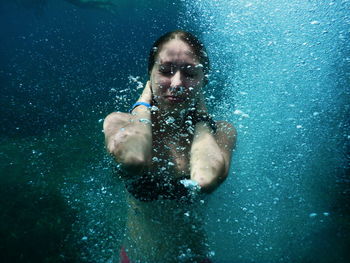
[159,67,173,75]
[183,65,199,78]
[158,64,198,78]
[184,70,196,78]
[160,69,172,75]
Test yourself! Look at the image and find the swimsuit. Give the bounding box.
[125,174,191,202]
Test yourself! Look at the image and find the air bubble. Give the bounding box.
[152,157,160,162]
[165,116,175,124]
[309,213,317,218]
[139,118,151,124]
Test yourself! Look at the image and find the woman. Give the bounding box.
[104,30,236,263]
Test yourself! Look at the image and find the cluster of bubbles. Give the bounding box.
[183,0,349,262]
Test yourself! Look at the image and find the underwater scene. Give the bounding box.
[0,0,349,262]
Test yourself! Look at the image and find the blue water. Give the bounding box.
[187,1,350,262]
[0,0,349,262]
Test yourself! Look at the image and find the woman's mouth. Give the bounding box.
[164,95,184,103]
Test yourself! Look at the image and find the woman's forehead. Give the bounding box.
[157,39,199,64]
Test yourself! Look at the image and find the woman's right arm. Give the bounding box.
[103,81,153,170]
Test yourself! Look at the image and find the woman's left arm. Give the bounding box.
[190,120,237,193]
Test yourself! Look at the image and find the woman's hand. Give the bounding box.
[196,93,208,116]
[137,80,152,105]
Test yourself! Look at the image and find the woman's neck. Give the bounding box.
[151,109,188,139]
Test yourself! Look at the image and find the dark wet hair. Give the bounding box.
[148,30,210,84]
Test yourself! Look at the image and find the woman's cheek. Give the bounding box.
[188,82,201,95]
[160,81,173,94]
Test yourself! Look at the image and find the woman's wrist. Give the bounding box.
[130,81,153,114]
[130,101,152,113]
[129,101,152,128]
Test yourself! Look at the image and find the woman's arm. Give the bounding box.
[189,96,237,193]
[103,81,153,171]
[190,121,236,193]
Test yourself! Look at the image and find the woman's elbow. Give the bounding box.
[199,173,228,193]
[107,133,150,168]
[121,152,150,167]
[198,157,228,193]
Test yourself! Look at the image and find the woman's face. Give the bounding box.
[150,39,205,113]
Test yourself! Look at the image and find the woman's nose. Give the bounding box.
[170,71,183,87]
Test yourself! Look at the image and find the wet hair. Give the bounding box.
[148,30,210,84]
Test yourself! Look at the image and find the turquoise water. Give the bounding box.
[0,0,349,262]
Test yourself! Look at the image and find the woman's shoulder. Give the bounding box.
[216,120,236,135]
[105,111,131,121]
[104,111,131,126]
[214,120,237,146]
[103,111,133,136]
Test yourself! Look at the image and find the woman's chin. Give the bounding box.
[155,97,196,115]
[157,104,187,116]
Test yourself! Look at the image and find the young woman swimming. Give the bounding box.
[103,30,236,263]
